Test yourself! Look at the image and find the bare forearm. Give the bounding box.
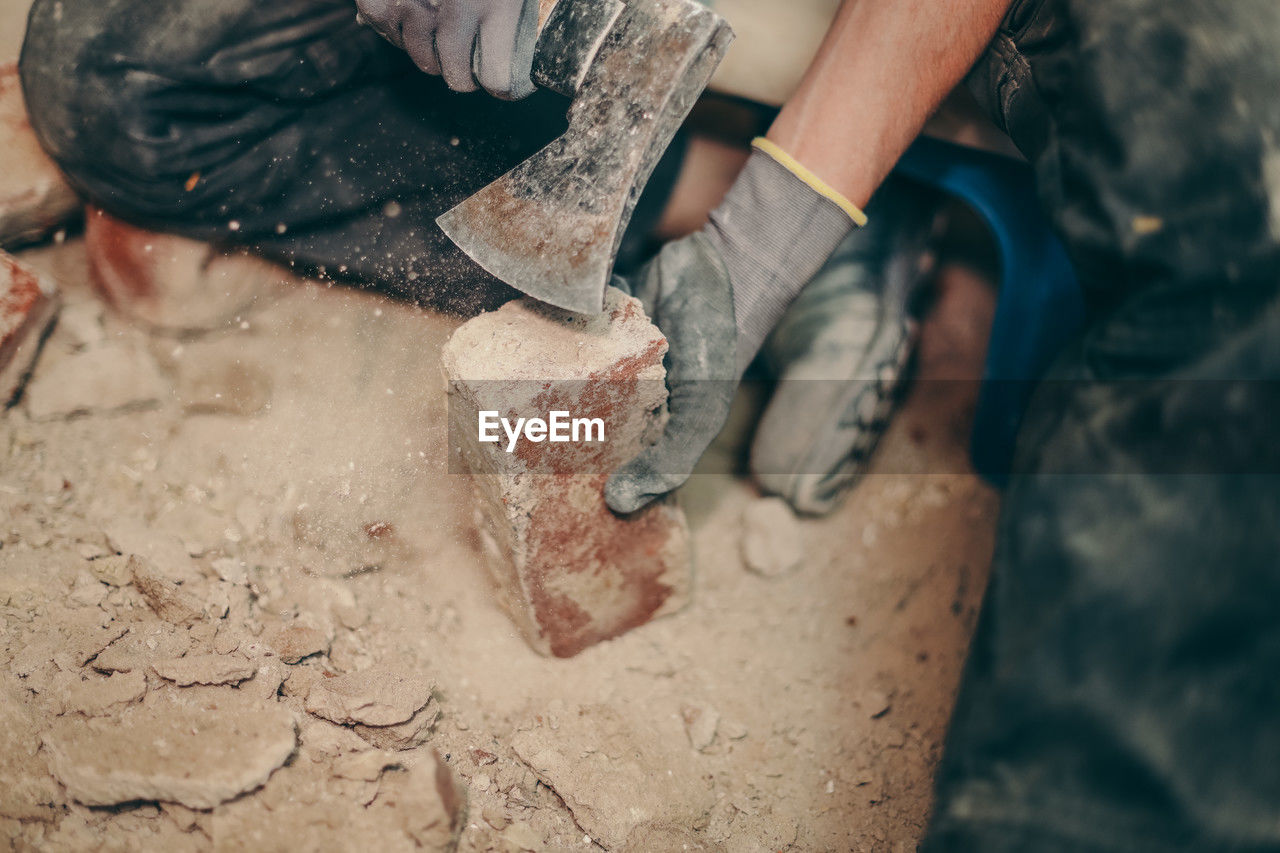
[768,0,1014,207]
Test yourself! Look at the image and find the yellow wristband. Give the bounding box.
[751,137,869,228]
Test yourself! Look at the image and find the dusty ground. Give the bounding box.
[0,226,999,850]
[1,2,1000,842]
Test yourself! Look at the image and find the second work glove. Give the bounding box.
[605,139,867,514]
[356,0,540,99]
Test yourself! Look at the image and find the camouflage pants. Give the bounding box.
[928,1,1280,849]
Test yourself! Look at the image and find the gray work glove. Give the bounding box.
[605,139,867,514]
[355,0,540,99]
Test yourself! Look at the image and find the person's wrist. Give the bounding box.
[750,138,868,226]
[707,142,867,374]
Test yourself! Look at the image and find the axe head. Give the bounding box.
[437,0,734,315]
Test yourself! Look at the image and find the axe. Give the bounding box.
[436,0,734,315]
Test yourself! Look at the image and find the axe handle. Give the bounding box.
[531,0,626,97]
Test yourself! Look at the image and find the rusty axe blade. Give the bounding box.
[437,0,734,315]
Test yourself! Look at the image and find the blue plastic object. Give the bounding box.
[894,135,1084,484]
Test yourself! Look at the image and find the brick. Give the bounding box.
[441,287,691,658]
[0,248,58,406]
[0,63,80,248]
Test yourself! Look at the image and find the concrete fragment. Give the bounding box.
[441,287,691,658]
[68,573,107,608]
[510,703,715,849]
[305,667,433,727]
[207,750,461,851]
[129,556,202,625]
[0,65,80,248]
[0,249,59,407]
[93,621,191,673]
[263,623,329,664]
[680,701,720,752]
[243,660,288,702]
[741,497,805,577]
[42,692,297,809]
[0,683,63,820]
[863,689,892,719]
[352,698,440,751]
[152,654,256,686]
[24,338,167,419]
[55,671,148,716]
[105,522,203,585]
[87,554,134,587]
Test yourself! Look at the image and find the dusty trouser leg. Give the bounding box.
[19,0,570,313]
[925,0,1280,849]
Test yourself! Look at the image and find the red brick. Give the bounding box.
[0,63,79,248]
[1,249,59,406]
[442,288,691,657]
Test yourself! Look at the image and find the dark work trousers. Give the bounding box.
[20,0,1280,850]
[19,0,583,314]
[925,0,1280,850]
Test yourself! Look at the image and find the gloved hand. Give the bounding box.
[355,0,540,99]
[605,139,867,514]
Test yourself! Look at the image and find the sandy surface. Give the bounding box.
[0,232,999,851]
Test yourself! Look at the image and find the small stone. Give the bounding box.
[482,803,508,830]
[105,523,202,585]
[263,623,329,664]
[741,497,805,577]
[129,556,202,625]
[305,667,433,727]
[151,654,256,686]
[353,698,440,751]
[243,660,289,702]
[721,721,749,740]
[864,690,892,719]
[681,702,720,752]
[470,748,498,765]
[68,574,107,608]
[87,554,133,587]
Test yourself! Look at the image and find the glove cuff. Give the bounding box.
[751,138,868,226]
[708,141,867,375]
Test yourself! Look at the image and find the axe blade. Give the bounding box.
[437,0,733,315]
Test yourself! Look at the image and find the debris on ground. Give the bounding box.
[741,495,806,577]
[0,229,999,849]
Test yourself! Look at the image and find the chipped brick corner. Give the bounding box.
[442,287,692,657]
